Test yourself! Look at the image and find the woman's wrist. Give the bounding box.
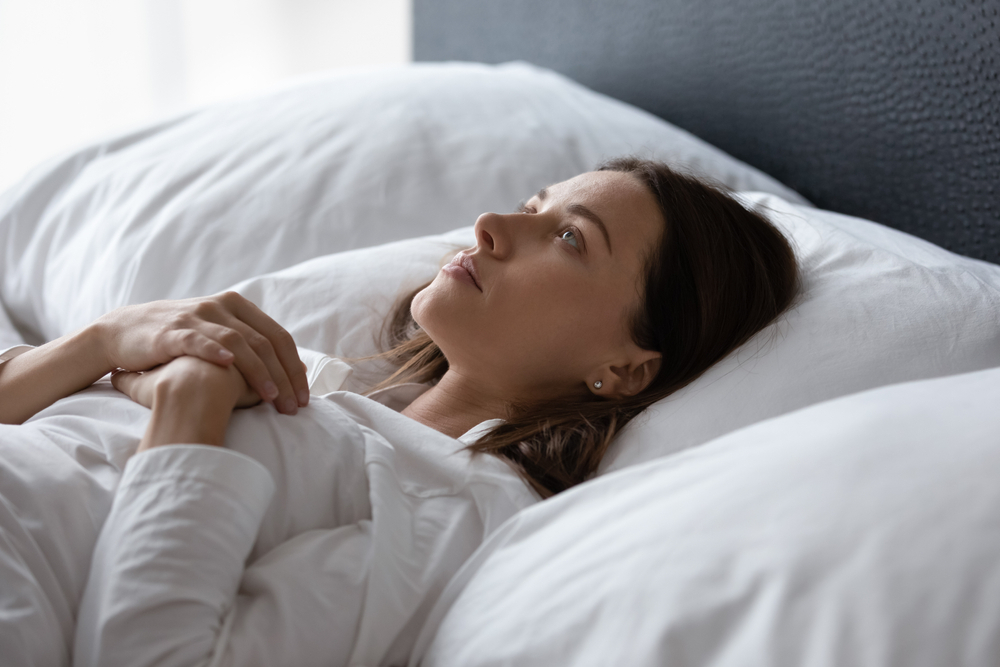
[135,358,242,452]
[76,322,118,376]
[0,324,116,424]
[139,377,237,451]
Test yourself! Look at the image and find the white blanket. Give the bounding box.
[0,373,535,666]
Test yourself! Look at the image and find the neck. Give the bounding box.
[401,369,508,439]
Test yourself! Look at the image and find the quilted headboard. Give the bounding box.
[414,0,1000,264]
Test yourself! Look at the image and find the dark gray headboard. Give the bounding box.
[414,0,1000,264]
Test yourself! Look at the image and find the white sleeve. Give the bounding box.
[73,445,276,667]
[0,344,33,364]
[297,347,353,395]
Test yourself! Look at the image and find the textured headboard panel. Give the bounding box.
[414,0,1000,263]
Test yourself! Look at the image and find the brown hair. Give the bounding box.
[371,157,798,497]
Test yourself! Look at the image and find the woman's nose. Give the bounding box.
[474,211,513,259]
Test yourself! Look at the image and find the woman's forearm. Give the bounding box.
[0,325,112,424]
[139,379,235,451]
[74,445,275,667]
[0,295,309,426]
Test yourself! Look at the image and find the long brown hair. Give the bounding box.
[371,157,798,497]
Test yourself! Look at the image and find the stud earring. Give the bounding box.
[593,380,603,389]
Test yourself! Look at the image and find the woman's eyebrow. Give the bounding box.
[567,203,612,254]
[535,187,612,254]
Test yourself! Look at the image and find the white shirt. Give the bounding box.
[0,347,534,667]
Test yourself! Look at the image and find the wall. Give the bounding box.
[0,0,411,191]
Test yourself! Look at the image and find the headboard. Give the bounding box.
[414,0,1000,264]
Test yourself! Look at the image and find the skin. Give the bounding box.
[0,293,308,429]
[111,356,261,452]
[3,170,665,452]
[404,170,664,438]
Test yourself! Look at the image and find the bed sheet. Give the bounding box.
[0,300,25,349]
[0,369,534,666]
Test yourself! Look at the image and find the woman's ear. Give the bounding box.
[592,349,661,399]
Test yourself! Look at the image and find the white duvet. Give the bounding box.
[0,361,535,667]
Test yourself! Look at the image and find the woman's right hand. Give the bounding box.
[93,293,309,415]
[112,355,259,452]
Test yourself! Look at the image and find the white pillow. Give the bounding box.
[600,191,1000,470]
[0,61,804,345]
[228,192,1000,465]
[412,365,1000,667]
[0,302,24,349]
[230,227,476,393]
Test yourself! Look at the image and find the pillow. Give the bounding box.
[227,192,1000,462]
[231,227,476,393]
[0,302,24,349]
[600,191,1000,470]
[411,365,1000,667]
[0,61,805,345]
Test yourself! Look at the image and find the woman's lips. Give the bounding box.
[443,252,482,291]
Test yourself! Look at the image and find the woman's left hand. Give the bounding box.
[94,293,309,415]
[112,356,262,451]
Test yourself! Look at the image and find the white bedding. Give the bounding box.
[0,61,805,346]
[0,301,24,349]
[415,366,1000,666]
[2,61,999,666]
[0,360,535,667]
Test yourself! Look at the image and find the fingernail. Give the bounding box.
[218,348,234,360]
[264,381,279,400]
[282,398,298,414]
[297,389,310,406]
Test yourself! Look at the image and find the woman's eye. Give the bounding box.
[560,229,580,249]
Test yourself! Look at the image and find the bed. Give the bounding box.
[1,0,998,665]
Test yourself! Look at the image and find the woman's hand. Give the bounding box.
[112,356,261,452]
[111,357,262,411]
[93,293,309,415]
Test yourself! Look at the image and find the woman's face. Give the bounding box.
[412,170,664,402]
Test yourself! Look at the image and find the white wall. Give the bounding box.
[0,0,412,191]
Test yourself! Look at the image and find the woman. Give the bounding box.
[0,158,797,666]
